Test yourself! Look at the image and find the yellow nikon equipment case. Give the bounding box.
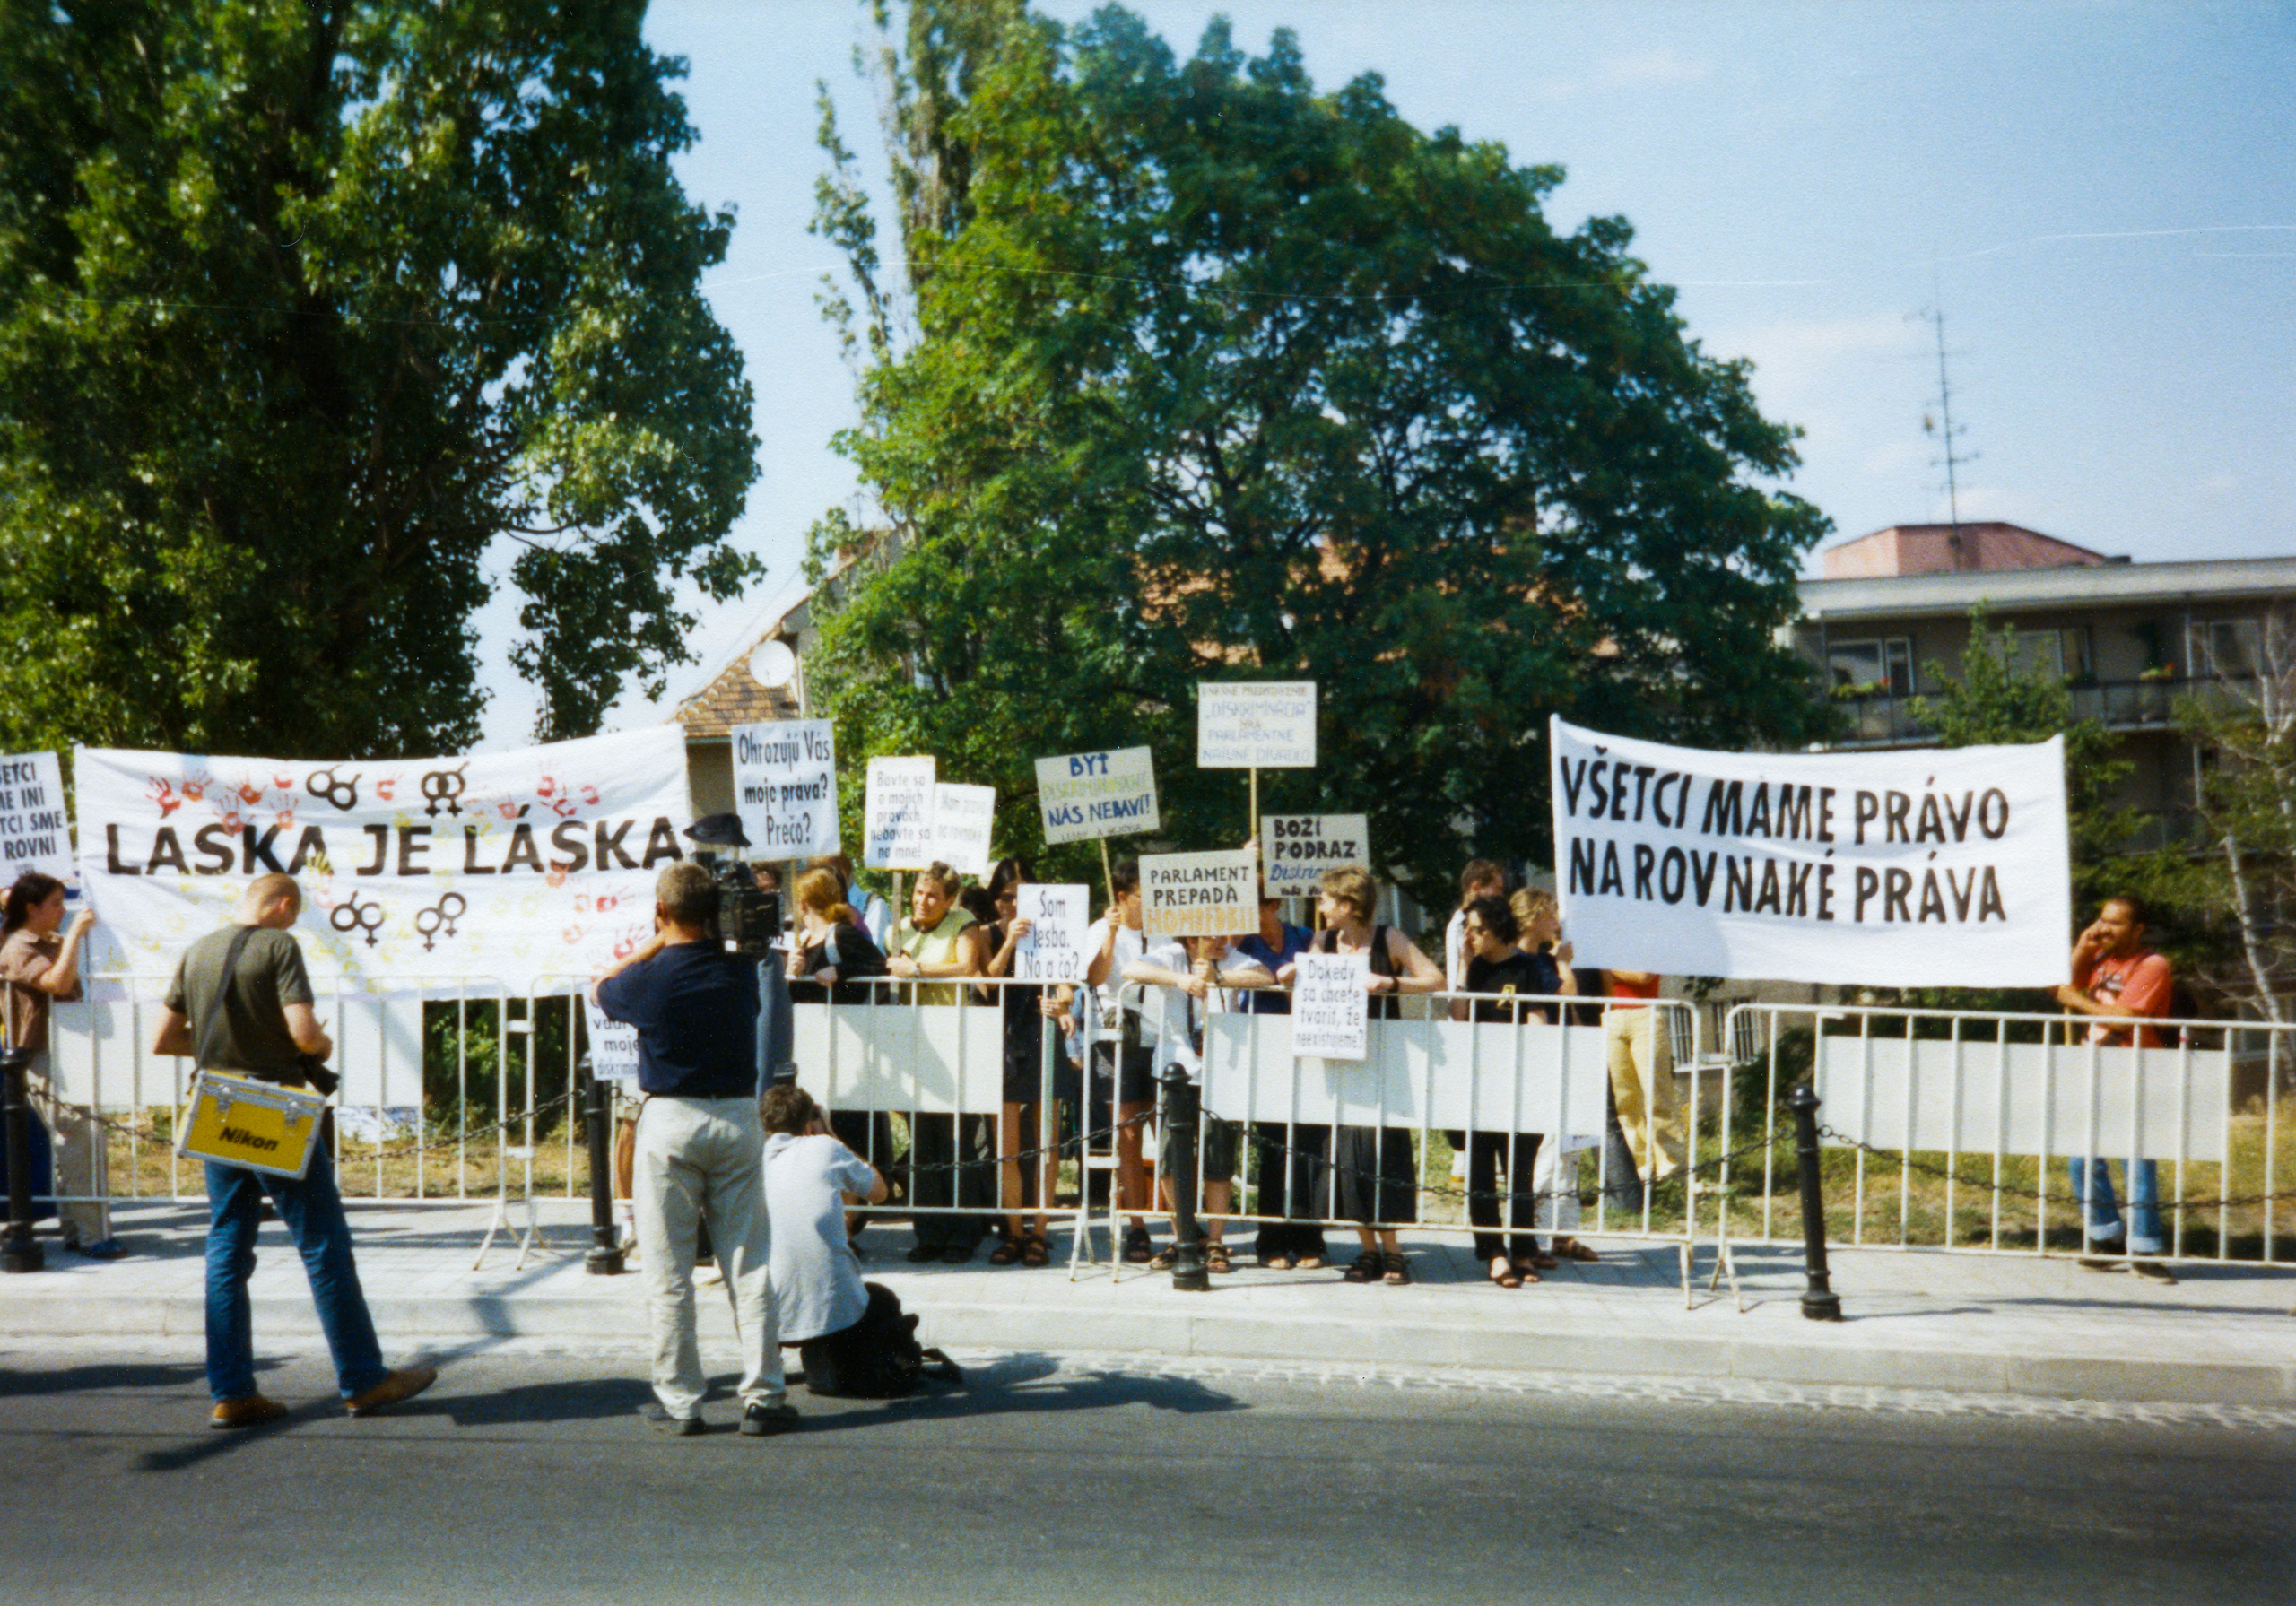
[177,1071,327,1180]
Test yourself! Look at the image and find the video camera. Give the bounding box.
[683,814,781,959]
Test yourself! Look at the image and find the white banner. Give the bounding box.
[1291,951,1368,1060]
[1013,883,1090,983]
[732,720,839,859]
[1260,813,1369,893]
[1034,746,1161,844]
[583,997,642,1084]
[1550,717,2071,987]
[1141,848,1257,939]
[863,756,935,870]
[0,751,73,883]
[927,783,996,880]
[1197,682,1317,768]
[74,728,691,988]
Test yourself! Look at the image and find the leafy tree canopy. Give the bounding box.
[0,0,759,757]
[809,0,1831,907]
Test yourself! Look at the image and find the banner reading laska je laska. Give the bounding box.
[75,727,692,988]
[1550,717,2070,988]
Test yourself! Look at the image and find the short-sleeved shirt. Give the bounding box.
[596,942,761,1098]
[2079,950,2173,1048]
[1086,915,1148,1038]
[1463,948,1552,1024]
[1234,923,1312,1015]
[763,1132,877,1342]
[1,928,79,1054]
[164,925,315,1080]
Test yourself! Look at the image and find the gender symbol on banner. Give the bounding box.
[413,891,467,952]
[421,764,468,818]
[330,892,386,948]
[305,768,361,812]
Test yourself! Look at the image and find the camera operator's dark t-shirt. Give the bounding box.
[596,942,761,1098]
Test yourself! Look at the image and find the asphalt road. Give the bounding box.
[3,1341,2291,1605]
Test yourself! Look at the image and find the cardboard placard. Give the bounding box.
[1260,813,1370,893]
[1291,951,1369,1060]
[1197,682,1317,769]
[1141,848,1258,939]
[1013,883,1090,983]
[1035,746,1161,844]
[732,720,839,859]
[926,783,996,880]
[0,751,71,883]
[863,756,936,870]
[583,997,642,1084]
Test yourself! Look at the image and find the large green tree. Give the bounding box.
[810,1,1830,906]
[0,0,758,756]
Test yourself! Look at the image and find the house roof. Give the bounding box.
[1799,554,2296,624]
[1818,521,2113,579]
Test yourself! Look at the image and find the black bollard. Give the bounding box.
[3,1046,45,1274]
[582,1072,624,1276]
[1160,1068,1208,1292]
[1789,1082,1842,1321]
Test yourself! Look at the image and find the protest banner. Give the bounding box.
[1013,883,1090,983]
[731,720,839,859]
[1197,682,1318,768]
[1291,951,1369,1060]
[927,783,996,879]
[582,998,642,1084]
[1260,813,1369,893]
[863,756,935,870]
[1140,847,1257,939]
[73,727,691,988]
[1549,716,2071,988]
[1034,746,1160,844]
[0,751,72,883]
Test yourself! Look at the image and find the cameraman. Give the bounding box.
[595,861,794,1437]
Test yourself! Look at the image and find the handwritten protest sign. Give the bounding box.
[583,998,642,1084]
[1197,682,1318,768]
[732,720,839,859]
[1035,746,1160,844]
[0,751,71,883]
[864,757,936,870]
[1551,716,2071,987]
[1013,883,1090,983]
[927,783,996,879]
[1141,847,1257,939]
[1291,951,1368,1060]
[1259,813,1369,893]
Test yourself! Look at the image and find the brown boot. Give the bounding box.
[209,1393,290,1431]
[344,1365,438,1418]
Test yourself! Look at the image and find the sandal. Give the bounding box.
[1019,1234,1051,1268]
[1343,1249,1383,1283]
[988,1238,1023,1266]
[1204,1241,1232,1274]
[1259,1253,1295,1272]
[1147,1243,1180,1271]
[1487,1259,1522,1290]
[1123,1227,1155,1263]
[1382,1252,1411,1287]
[1554,1237,1601,1263]
[1525,1252,1561,1272]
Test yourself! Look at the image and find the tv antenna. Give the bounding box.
[1914,294,1979,569]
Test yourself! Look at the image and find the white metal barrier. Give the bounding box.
[1722,1003,2292,1266]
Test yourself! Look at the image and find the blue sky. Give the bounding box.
[475,1,2296,743]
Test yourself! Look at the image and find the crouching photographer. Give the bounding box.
[761,1085,958,1398]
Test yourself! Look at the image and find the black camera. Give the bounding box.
[712,855,780,959]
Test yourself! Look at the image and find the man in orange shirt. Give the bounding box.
[2051,896,2172,1269]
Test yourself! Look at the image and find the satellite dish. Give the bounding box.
[747,638,797,690]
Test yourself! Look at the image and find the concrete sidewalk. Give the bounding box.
[3,1202,2292,1405]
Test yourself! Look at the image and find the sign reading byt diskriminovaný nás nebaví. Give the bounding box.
[1035,747,1160,844]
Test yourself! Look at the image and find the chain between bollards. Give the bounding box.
[582,1072,624,1276]
[1789,1081,1842,1321]
[3,1046,45,1274]
[1160,1067,1208,1292]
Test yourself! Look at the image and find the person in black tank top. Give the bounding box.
[1308,869,1443,1287]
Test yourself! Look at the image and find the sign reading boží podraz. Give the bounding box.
[1549,717,2070,988]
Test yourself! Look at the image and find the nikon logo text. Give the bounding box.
[218,1125,281,1153]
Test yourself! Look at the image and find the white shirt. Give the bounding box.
[1445,907,1471,993]
[1085,914,1148,1041]
[762,1133,877,1343]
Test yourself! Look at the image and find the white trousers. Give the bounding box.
[633,1095,782,1417]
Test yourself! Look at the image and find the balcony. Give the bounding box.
[1824,674,2261,747]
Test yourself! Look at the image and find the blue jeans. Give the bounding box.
[2067,1157,2164,1256]
[204,1147,389,1402]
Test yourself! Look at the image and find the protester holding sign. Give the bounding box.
[978,859,1073,1266]
[890,864,994,1263]
[0,872,116,1256]
[1083,859,1158,1263]
[1296,868,1443,1287]
[1446,896,1550,1289]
